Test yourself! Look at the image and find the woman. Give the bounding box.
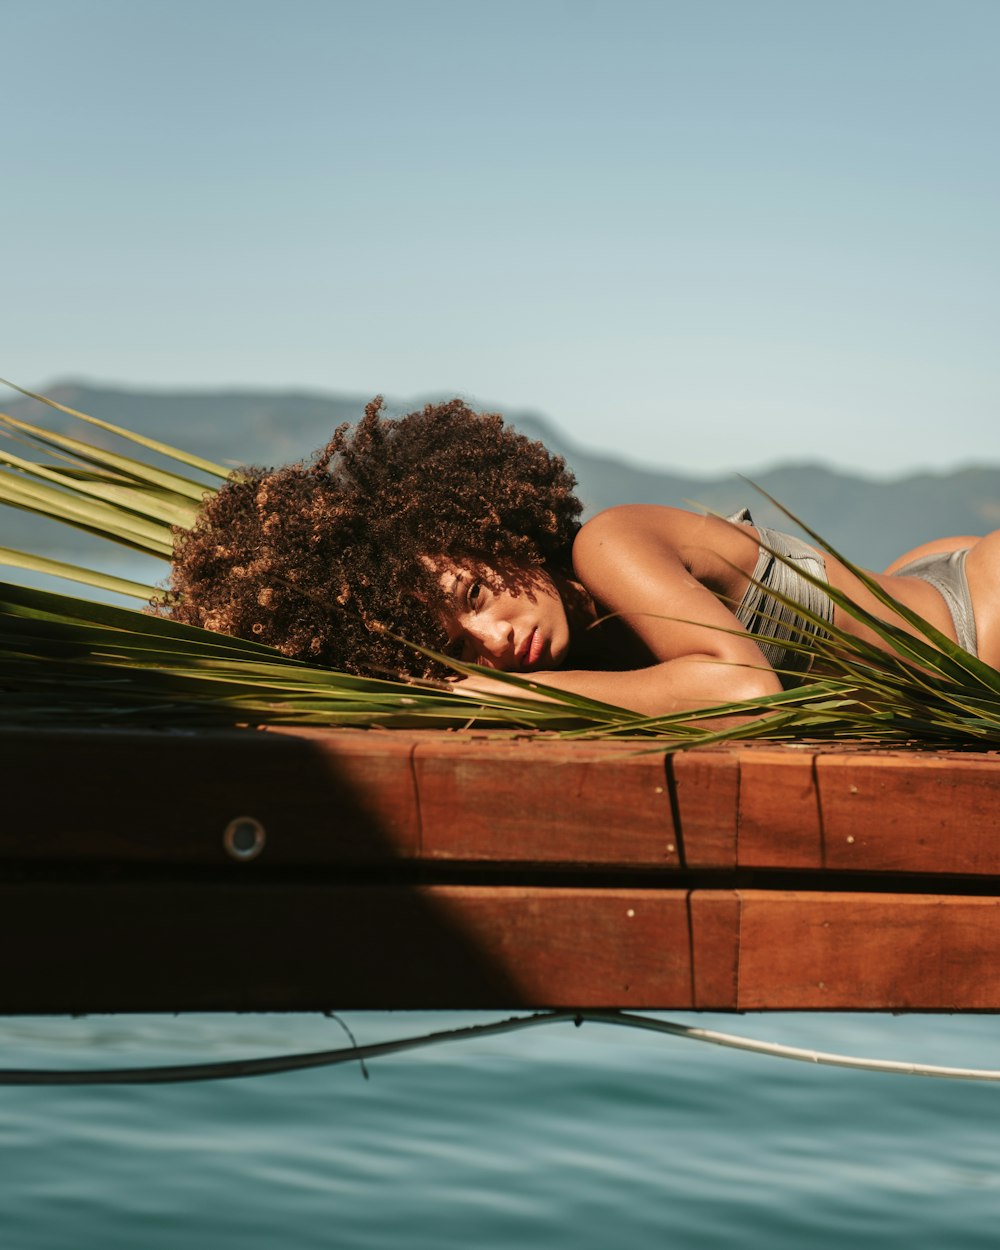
[165,398,1000,716]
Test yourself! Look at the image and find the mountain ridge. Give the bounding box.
[2,381,997,571]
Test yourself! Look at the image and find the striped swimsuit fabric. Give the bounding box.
[726,508,834,687]
[891,548,978,656]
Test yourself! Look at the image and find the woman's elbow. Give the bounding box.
[719,665,783,703]
[642,657,782,716]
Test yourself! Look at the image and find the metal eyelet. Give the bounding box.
[223,816,267,861]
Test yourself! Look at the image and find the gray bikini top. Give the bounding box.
[726,508,834,687]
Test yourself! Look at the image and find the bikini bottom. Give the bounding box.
[892,548,978,657]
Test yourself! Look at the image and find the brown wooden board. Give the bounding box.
[0,727,684,870]
[4,727,1000,877]
[0,725,420,866]
[736,891,1000,1010]
[412,736,677,866]
[689,890,741,1008]
[816,753,1000,875]
[4,727,1000,1013]
[5,880,1000,1013]
[737,748,823,868]
[670,749,740,867]
[0,883,698,1013]
[735,747,1000,875]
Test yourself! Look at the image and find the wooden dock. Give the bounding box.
[2,725,999,1014]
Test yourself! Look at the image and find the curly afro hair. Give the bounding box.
[161,397,583,677]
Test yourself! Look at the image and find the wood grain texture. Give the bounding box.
[413,737,677,866]
[4,729,1000,1013]
[689,890,741,1008]
[5,727,999,876]
[816,753,1000,874]
[736,891,1000,1010]
[0,725,420,865]
[737,748,823,868]
[4,875,1000,1011]
[0,883,696,1012]
[669,749,739,866]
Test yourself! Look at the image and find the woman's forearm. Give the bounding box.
[459,656,783,717]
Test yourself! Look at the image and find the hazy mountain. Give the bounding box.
[2,381,998,572]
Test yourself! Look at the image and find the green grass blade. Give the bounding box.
[0,548,157,600]
[0,377,232,479]
[0,445,201,529]
[0,409,219,501]
[0,470,174,556]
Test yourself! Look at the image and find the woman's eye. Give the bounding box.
[468,582,482,608]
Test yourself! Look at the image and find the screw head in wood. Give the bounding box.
[223,816,266,861]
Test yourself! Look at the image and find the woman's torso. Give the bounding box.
[581,504,978,664]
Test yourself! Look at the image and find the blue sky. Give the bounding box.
[4,0,998,477]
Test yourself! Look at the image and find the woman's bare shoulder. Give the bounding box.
[567,504,781,683]
[572,507,679,584]
[574,504,692,547]
[573,504,727,562]
[571,505,711,590]
[572,504,758,604]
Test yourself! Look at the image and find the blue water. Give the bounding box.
[3,1012,1000,1247]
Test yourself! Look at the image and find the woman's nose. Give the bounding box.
[471,617,514,663]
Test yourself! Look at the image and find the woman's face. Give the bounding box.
[427,559,572,672]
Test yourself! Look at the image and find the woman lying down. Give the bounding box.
[162,398,1000,717]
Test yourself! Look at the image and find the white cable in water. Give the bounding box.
[2,1010,1000,1085]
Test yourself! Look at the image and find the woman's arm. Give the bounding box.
[455,658,779,718]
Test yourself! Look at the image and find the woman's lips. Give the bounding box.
[520,630,542,670]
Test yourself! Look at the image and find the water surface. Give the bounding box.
[2,1012,999,1247]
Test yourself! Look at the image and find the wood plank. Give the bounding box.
[6,726,1000,877]
[0,883,696,1013]
[0,725,420,865]
[689,889,741,1008]
[413,737,678,866]
[737,747,823,868]
[5,874,1000,1012]
[669,749,739,867]
[816,753,1000,874]
[6,727,1000,1014]
[736,891,1000,1010]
